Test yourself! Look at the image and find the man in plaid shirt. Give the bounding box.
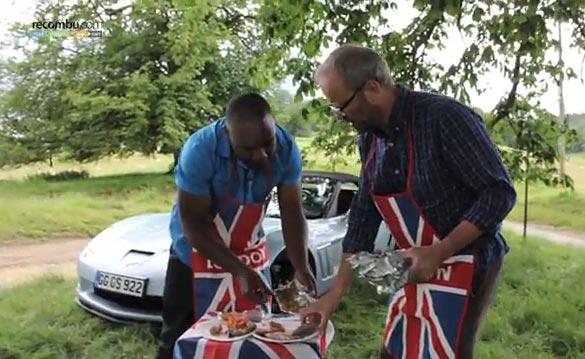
[302,45,516,359]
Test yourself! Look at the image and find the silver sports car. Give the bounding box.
[76,171,391,323]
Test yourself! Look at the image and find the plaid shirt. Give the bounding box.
[343,85,516,269]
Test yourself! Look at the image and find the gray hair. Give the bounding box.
[315,44,393,90]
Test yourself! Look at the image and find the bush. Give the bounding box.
[27,170,90,182]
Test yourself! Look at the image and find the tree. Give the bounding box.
[495,100,577,239]
[254,0,585,188]
[565,114,585,153]
[556,20,569,181]
[0,0,263,168]
[2,0,585,189]
[0,26,73,167]
[265,88,319,137]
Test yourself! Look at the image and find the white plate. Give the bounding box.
[94,271,147,298]
[252,316,319,344]
[195,318,256,342]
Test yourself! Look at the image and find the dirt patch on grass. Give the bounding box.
[504,221,585,247]
[1,220,583,291]
[0,238,89,289]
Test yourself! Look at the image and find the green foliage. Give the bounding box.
[0,134,33,168]
[0,0,263,167]
[497,99,577,188]
[1,0,584,190]
[27,170,90,182]
[255,0,585,189]
[266,88,324,137]
[566,113,585,152]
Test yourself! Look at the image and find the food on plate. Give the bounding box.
[221,312,249,328]
[255,320,286,335]
[270,321,286,332]
[209,312,256,338]
[210,324,228,336]
[263,332,292,341]
[255,318,318,341]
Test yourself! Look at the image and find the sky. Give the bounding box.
[2,0,584,115]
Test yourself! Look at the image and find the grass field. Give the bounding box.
[0,153,172,181]
[0,174,175,241]
[498,151,585,231]
[507,184,585,231]
[1,142,585,358]
[1,232,585,359]
[0,140,584,242]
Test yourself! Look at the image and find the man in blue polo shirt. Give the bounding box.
[156,93,316,359]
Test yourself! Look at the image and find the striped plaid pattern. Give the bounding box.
[343,85,516,271]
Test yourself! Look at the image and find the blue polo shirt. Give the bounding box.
[169,118,303,266]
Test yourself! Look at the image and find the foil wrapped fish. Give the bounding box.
[348,250,412,295]
[273,279,316,313]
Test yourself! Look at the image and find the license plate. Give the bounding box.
[94,271,148,298]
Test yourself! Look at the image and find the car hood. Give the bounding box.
[89,213,285,254]
[88,213,172,254]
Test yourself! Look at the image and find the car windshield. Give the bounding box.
[265,176,336,219]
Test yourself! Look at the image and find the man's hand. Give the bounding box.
[235,267,273,304]
[400,244,447,283]
[300,254,353,335]
[300,296,335,336]
[294,266,317,296]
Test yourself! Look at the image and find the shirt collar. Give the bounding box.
[388,84,410,126]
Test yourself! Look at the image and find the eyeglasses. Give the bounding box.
[329,81,368,114]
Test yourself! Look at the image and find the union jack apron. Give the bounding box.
[191,156,273,320]
[364,93,476,359]
[174,312,332,359]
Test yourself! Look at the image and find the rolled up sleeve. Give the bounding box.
[438,102,517,233]
[174,131,214,196]
[278,139,302,186]
[342,134,383,253]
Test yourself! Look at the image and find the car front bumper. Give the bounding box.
[75,283,162,323]
[76,246,167,323]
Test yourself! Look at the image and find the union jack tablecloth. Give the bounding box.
[173,312,335,359]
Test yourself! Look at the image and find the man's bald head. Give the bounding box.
[226,93,273,127]
[314,45,396,133]
[224,93,276,169]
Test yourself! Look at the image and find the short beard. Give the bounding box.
[356,105,386,133]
